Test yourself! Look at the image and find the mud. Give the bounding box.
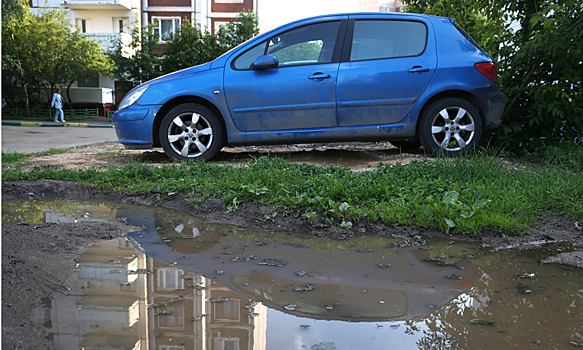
[2,142,583,349]
[5,141,428,172]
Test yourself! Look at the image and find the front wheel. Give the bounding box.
[159,103,224,161]
[419,98,482,157]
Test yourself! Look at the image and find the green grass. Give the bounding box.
[2,149,67,166]
[2,145,582,237]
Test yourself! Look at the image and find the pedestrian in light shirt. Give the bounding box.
[51,88,66,123]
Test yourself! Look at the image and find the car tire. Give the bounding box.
[159,103,224,161]
[419,98,482,157]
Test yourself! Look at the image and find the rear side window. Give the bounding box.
[350,20,427,61]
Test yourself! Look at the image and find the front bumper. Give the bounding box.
[471,86,507,130]
[112,105,161,149]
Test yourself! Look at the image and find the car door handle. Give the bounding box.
[408,66,430,74]
[308,73,331,80]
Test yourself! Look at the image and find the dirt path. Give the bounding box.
[8,141,428,172]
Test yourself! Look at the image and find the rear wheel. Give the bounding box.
[159,103,224,161]
[419,98,482,157]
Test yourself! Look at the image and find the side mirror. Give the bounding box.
[251,55,279,70]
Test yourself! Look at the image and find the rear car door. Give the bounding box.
[336,15,436,127]
[224,18,346,132]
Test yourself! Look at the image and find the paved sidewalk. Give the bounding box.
[2,118,114,128]
[2,118,119,153]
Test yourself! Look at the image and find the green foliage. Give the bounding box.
[3,151,582,236]
[2,0,27,22]
[403,0,583,151]
[109,23,163,85]
[110,11,259,85]
[1,5,113,108]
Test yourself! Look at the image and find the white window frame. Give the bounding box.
[152,17,181,42]
[158,268,185,290]
[215,338,239,350]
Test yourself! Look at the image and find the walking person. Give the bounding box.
[51,88,66,123]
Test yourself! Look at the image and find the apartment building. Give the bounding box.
[143,0,258,41]
[29,0,256,113]
[29,0,141,114]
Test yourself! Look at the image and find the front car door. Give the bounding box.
[336,15,437,127]
[224,18,347,133]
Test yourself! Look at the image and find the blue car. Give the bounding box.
[113,12,506,161]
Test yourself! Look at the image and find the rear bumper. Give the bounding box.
[471,86,506,130]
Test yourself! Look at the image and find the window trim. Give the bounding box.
[230,19,348,71]
[341,19,428,62]
[152,16,181,42]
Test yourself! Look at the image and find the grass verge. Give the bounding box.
[2,146,582,237]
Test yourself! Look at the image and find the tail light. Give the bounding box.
[474,62,498,84]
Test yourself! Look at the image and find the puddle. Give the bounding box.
[4,200,583,349]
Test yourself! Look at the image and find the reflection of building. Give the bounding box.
[32,239,149,349]
[32,236,267,350]
[149,258,266,350]
[358,0,406,12]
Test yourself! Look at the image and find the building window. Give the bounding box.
[76,19,90,33]
[215,338,239,350]
[113,17,129,33]
[158,268,185,290]
[214,299,240,320]
[153,17,181,42]
[158,307,184,328]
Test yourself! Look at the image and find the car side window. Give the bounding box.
[350,20,426,61]
[267,21,340,66]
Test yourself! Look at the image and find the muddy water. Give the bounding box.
[3,200,583,350]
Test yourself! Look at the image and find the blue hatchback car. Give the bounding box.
[113,12,506,161]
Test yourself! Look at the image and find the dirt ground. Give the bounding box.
[2,142,583,349]
[7,141,431,172]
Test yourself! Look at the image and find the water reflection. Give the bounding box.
[5,199,581,349]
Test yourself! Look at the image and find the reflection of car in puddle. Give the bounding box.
[124,207,478,322]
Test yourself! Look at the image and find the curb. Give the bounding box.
[2,121,114,128]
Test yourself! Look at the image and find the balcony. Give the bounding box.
[63,0,131,10]
[83,32,132,53]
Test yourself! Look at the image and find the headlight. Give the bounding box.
[118,85,149,110]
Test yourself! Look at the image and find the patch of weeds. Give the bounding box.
[421,190,491,234]
[226,197,241,213]
[3,150,582,236]
[2,151,28,165]
[264,212,277,221]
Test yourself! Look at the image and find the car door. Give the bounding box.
[224,19,346,132]
[336,16,437,127]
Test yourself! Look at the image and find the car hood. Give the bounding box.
[145,61,214,85]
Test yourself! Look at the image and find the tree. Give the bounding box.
[62,30,114,107]
[109,23,163,86]
[403,0,583,149]
[110,11,260,85]
[2,4,113,108]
